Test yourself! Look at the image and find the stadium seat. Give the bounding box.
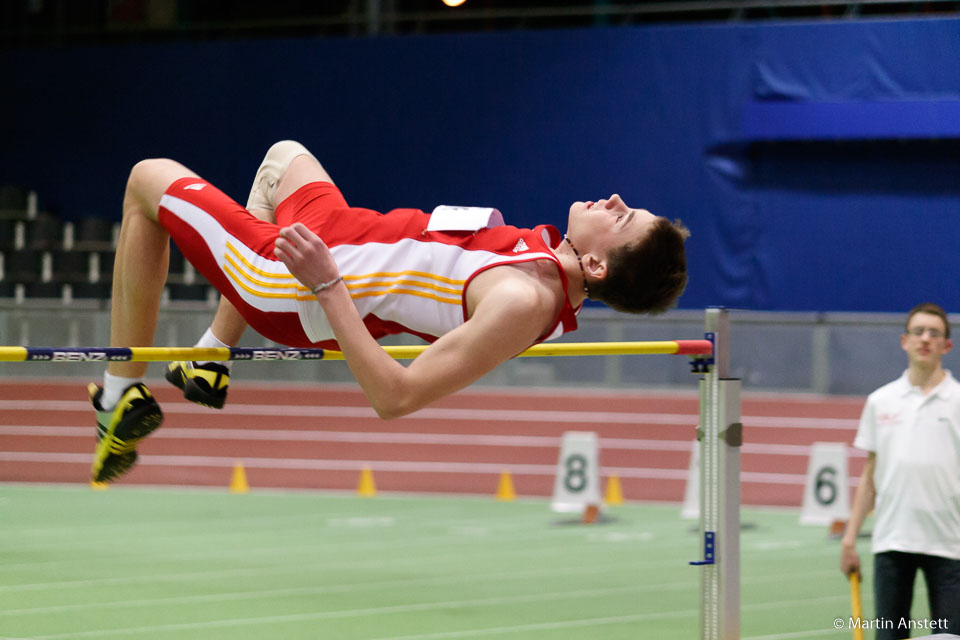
[0,219,20,250]
[70,281,112,299]
[24,215,64,250]
[94,251,114,283]
[51,250,94,284]
[166,283,212,301]
[0,184,27,212]
[2,249,43,283]
[24,281,64,299]
[73,216,117,251]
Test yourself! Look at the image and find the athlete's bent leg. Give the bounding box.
[204,140,326,346]
[91,158,200,482]
[108,158,200,379]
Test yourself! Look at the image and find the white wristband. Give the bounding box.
[312,276,343,295]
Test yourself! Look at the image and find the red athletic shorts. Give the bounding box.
[157,177,350,348]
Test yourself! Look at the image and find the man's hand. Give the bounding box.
[273,222,340,292]
[841,541,861,578]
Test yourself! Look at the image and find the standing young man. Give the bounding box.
[841,302,960,638]
[91,140,690,483]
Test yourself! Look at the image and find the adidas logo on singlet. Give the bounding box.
[512,239,529,253]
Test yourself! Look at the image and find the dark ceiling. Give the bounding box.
[3,0,958,45]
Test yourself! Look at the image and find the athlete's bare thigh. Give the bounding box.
[274,154,335,206]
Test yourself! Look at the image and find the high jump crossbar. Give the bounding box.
[0,340,713,363]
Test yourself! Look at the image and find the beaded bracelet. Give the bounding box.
[312,276,344,294]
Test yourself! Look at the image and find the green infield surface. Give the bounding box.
[0,485,921,640]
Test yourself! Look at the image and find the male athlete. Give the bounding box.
[90,141,690,483]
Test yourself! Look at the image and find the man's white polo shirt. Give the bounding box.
[854,370,960,560]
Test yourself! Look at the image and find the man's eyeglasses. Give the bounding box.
[907,327,946,339]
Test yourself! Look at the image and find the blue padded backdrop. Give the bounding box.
[3,19,959,312]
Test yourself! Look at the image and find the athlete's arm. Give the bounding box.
[274,222,553,419]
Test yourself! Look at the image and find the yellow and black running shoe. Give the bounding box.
[165,361,230,409]
[89,382,163,483]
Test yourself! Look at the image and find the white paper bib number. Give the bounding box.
[428,205,504,232]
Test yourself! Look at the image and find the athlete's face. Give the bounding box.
[566,194,657,258]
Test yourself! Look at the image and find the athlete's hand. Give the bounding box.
[274,223,340,292]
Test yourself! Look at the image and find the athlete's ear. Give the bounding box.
[582,253,607,282]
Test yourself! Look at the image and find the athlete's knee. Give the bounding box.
[127,158,161,190]
[247,141,319,212]
[265,140,315,165]
[127,158,181,192]
[125,158,196,219]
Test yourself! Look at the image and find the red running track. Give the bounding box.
[0,380,867,507]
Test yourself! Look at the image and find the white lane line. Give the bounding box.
[4,529,826,574]
[16,591,855,640]
[3,507,560,543]
[367,611,697,639]
[372,595,851,640]
[0,451,813,484]
[744,630,842,639]
[3,514,703,567]
[0,529,701,593]
[18,585,664,639]
[0,399,859,429]
[2,533,709,594]
[2,564,842,618]
[0,561,687,617]
[0,426,864,458]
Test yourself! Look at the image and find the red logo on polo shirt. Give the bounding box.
[877,412,901,427]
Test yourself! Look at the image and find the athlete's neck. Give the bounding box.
[551,241,589,308]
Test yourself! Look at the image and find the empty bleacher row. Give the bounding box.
[0,185,216,305]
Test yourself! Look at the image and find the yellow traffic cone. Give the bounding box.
[230,462,249,494]
[496,470,516,501]
[357,466,377,497]
[604,475,624,505]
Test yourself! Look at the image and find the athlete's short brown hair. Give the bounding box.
[589,217,690,314]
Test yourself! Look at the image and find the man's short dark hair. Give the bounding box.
[905,302,951,339]
[589,217,690,314]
